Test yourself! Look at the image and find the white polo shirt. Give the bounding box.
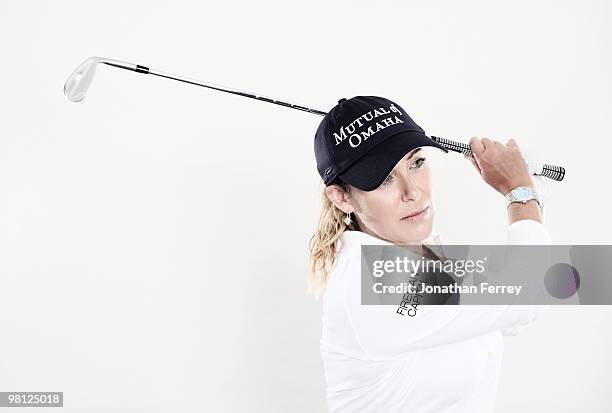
[320,220,551,413]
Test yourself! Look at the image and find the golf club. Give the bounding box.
[63,56,565,181]
[63,56,327,115]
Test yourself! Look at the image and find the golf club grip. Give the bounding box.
[430,136,565,182]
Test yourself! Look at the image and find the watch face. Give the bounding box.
[514,187,531,200]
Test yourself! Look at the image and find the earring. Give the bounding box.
[343,211,352,226]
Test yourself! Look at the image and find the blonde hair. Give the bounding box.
[307,179,358,298]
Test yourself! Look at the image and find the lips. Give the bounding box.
[402,205,429,220]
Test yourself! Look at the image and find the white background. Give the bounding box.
[1,0,611,411]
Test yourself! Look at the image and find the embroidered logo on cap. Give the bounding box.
[332,103,405,149]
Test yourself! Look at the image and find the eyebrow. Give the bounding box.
[406,148,422,160]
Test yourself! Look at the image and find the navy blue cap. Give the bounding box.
[314,96,448,191]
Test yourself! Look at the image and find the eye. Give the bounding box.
[381,174,394,186]
[378,157,426,189]
[412,157,426,168]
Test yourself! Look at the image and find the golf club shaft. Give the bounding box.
[104,61,328,116]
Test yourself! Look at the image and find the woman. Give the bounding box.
[308,96,550,412]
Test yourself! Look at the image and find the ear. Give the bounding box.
[325,185,353,213]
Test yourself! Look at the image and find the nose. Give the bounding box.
[399,163,421,203]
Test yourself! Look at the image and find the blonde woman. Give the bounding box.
[309,96,550,412]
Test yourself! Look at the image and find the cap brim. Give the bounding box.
[338,131,449,191]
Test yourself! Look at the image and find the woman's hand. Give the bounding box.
[465,137,535,195]
[466,137,543,224]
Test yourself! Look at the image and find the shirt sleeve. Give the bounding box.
[501,305,549,336]
[342,266,539,359]
[502,219,552,336]
[506,219,551,245]
[342,220,552,359]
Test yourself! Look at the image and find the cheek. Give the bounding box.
[354,196,393,223]
[421,166,433,188]
[418,168,433,199]
[365,200,393,222]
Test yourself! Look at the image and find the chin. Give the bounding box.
[414,224,434,242]
[395,221,433,245]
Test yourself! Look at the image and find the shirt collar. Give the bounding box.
[338,230,444,254]
[339,230,394,252]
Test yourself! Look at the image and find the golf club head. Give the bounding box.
[64,57,144,102]
[63,57,103,102]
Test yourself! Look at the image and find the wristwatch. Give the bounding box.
[505,186,542,210]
